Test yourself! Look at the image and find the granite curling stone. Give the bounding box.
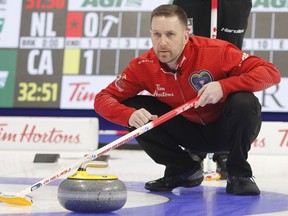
[57,161,127,213]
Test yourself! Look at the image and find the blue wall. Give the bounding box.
[1,108,288,129]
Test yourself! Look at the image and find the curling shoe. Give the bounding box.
[145,169,203,192]
[226,175,260,195]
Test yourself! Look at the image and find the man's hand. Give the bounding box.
[194,81,223,108]
[129,108,158,128]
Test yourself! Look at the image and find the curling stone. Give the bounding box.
[57,161,127,213]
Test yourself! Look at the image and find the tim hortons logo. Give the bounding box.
[69,82,96,102]
[0,123,80,144]
[252,128,288,148]
[279,129,288,147]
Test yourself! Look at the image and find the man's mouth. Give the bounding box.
[159,50,169,54]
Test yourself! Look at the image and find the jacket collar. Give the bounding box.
[159,44,188,74]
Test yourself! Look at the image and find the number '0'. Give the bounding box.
[84,13,119,37]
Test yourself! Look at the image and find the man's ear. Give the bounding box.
[184,29,190,44]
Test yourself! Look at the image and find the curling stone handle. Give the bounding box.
[78,161,108,171]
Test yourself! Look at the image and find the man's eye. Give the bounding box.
[167,32,174,37]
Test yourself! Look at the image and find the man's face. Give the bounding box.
[150,16,188,67]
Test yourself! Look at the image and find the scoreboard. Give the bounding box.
[0,0,288,112]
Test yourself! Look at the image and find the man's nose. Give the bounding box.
[160,35,168,46]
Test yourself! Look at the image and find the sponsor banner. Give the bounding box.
[60,75,115,109]
[255,77,288,112]
[0,50,17,107]
[251,121,288,155]
[68,0,172,12]
[0,117,99,151]
[0,0,22,47]
[60,75,288,112]
[252,0,288,12]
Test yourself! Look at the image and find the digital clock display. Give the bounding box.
[17,82,58,102]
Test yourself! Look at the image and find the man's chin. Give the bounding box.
[158,57,171,64]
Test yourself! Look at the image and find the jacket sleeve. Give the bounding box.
[218,43,281,99]
[94,60,145,126]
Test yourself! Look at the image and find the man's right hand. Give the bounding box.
[128,108,158,128]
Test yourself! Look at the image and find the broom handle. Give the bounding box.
[19,97,199,196]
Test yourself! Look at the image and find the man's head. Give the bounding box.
[150,4,189,68]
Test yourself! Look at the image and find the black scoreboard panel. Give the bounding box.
[243,11,288,76]
[65,11,152,76]
[11,6,153,108]
[13,1,66,108]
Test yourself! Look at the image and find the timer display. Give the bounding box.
[25,0,65,10]
[17,82,58,102]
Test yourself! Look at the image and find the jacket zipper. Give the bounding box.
[174,73,206,125]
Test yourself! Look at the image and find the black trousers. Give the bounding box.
[123,92,261,177]
[173,0,252,49]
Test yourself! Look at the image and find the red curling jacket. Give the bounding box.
[94,36,281,126]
